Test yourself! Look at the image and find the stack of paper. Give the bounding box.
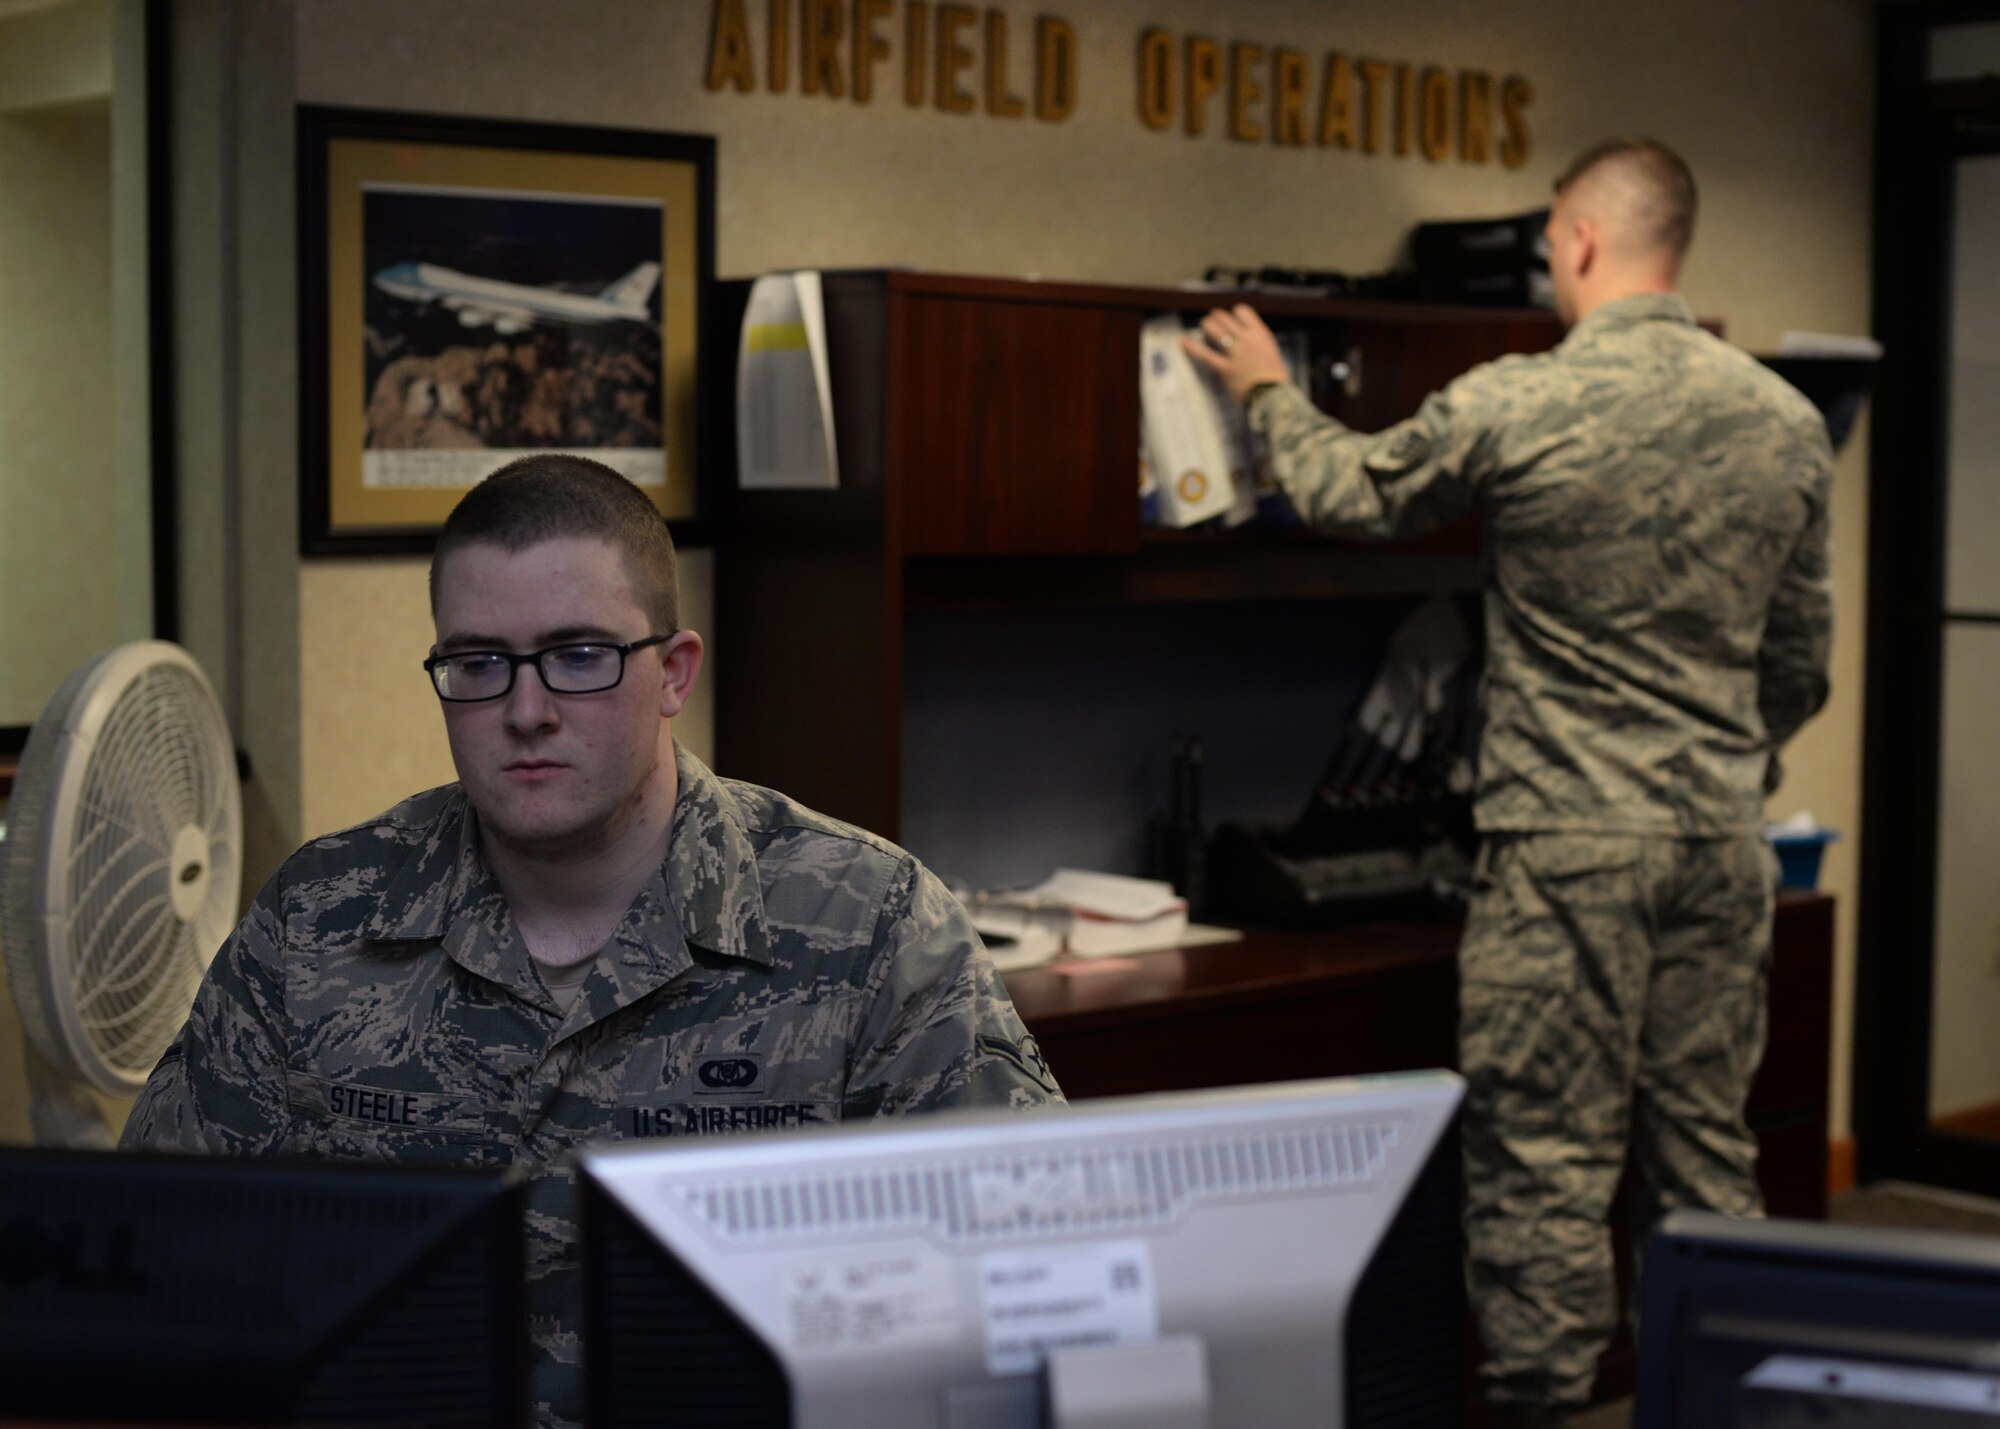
[1777,332,1884,359]
[1018,869,1190,958]
[967,905,1065,973]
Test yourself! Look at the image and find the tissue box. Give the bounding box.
[1769,830,1838,891]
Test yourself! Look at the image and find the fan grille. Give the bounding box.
[2,644,241,1096]
[69,663,238,1081]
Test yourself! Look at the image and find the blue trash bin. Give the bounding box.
[1769,829,1839,891]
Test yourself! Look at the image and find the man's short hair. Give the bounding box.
[430,453,679,632]
[1552,137,1698,261]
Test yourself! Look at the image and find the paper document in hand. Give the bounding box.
[1139,316,1236,527]
[1178,329,1259,527]
[737,271,838,489]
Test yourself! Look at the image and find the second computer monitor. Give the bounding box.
[0,1147,528,1427]
[581,1071,1465,1429]
[1638,1208,2000,1428]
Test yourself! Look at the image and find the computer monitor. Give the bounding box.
[1637,1208,2000,1428]
[580,1071,1464,1428]
[0,1146,529,1426]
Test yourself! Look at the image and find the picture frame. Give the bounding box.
[297,106,714,554]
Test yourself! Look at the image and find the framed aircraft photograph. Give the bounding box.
[297,106,714,554]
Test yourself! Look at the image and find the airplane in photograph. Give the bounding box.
[370,259,660,334]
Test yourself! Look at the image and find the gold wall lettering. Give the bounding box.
[1036,15,1076,121]
[1137,34,1529,167]
[704,1,1532,164]
[936,4,977,114]
[1499,76,1534,167]
[985,10,1025,117]
[1460,70,1492,162]
[1185,34,1220,137]
[1272,48,1307,146]
[1318,54,1354,148]
[904,2,927,105]
[770,0,789,92]
[707,0,1078,122]
[803,0,843,96]
[854,0,892,101]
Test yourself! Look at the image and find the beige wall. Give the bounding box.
[0,0,109,110]
[0,0,154,733]
[0,102,116,724]
[0,97,115,1142]
[178,0,1874,1133]
[0,0,156,1143]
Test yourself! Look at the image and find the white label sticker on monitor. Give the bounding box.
[786,1253,960,1355]
[978,1240,1160,1376]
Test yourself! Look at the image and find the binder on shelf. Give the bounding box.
[737,271,839,490]
[1139,316,1237,528]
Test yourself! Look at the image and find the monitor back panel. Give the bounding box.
[0,1148,529,1427]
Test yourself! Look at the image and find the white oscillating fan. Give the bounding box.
[1,641,241,1146]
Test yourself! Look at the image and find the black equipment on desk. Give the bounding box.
[0,1147,529,1426]
[1208,794,1473,928]
[1209,599,1480,928]
[1146,732,1208,913]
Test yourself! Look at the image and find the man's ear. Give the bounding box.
[658,631,705,719]
[1573,216,1600,278]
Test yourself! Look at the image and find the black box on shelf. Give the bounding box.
[1408,209,1552,308]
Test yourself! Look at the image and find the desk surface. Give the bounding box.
[1002,917,1461,1026]
[1005,889,1831,1028]
[1002,891,1834,1143]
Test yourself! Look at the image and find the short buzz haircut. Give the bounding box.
[430,453,679,633]
[1552,137,1699,261]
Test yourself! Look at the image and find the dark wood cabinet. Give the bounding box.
[716,270,1563,838]
[893,288,1146,556]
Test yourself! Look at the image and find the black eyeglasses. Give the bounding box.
[424,634,674,703]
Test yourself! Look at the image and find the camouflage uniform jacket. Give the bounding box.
[1250,293,1834,834]
[120,745,1063,1425]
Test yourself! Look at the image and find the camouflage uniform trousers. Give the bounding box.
[1460,831,1775,1412]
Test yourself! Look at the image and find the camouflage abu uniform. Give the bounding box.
[121,746,1064,1427]
[1250,293,1832,1412]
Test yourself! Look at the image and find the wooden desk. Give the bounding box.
[1005,891,1835,1221]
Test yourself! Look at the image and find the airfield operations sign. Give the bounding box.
[703,0,1533,168]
